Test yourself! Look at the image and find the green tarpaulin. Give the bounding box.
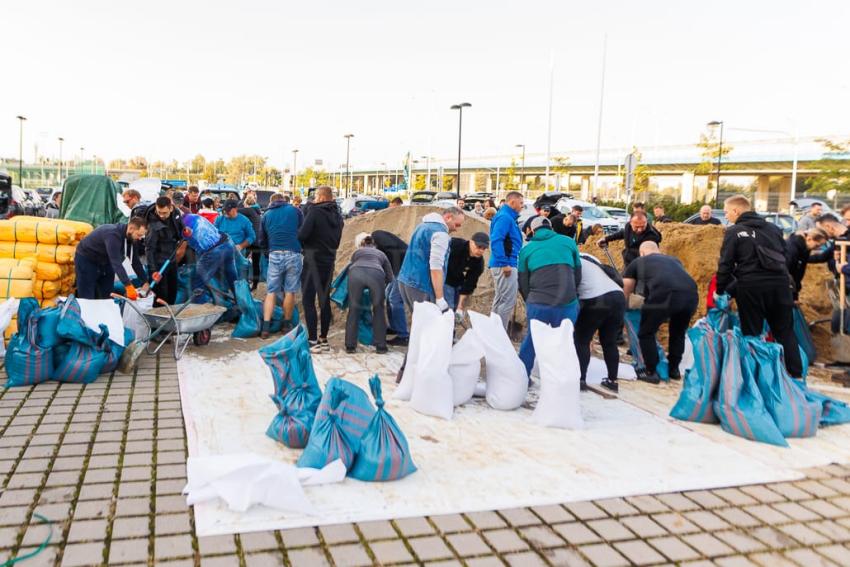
[60,174,127,227]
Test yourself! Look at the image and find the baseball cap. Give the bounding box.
[223,199,239,212]
[530,216,552,232]
[172,191,184,205]
[471,232,490,248]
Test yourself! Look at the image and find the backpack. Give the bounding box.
[581,254,623,288]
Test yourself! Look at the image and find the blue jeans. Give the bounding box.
[518,302,580,377]
[386,279,409,338]
[443,285,462,311]
[192,241,239,303]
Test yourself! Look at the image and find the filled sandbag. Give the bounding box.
[624,309,669,380]
[395,301,442,401]
[449,328,485,406]
[530,319,584,429]
[33,278,61,300]
[121,295,154,342]
[0,258,36,280]
[349,375,417,482]
[5,299,52,387]
[0,242,77,265]
[0,217,81,245]
[670,321,723,424]
[792,306,816,363]
[469,311,528,411]
[0,260,35,299]
[233,279,261,338]
[12,216,93,241]
[52,329,110,384]
[409,305,455,419]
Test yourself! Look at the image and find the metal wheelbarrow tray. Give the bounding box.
[141,303,227,360]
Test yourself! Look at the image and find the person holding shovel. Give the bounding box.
[145,196,186,305]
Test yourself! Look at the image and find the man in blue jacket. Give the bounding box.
[215,200,256,253]
[489,191,524,329]
[258,193,303,338]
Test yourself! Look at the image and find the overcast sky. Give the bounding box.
[3,0,849,170]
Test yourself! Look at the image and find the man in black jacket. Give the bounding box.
[444,233,488,312]
[717,195,803,378]
[76,218,149,300]
[238,194,263,290]
[144,197,186,304]
[297,186,344,350]
[597,211,662,268]
[786,228,829,301]
[373,230,409,345]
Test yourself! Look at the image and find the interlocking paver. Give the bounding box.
[482,529,529,553]
[369,539,415,564]
[783,547,840,567]
[816,544,850,564]
[67,519,108,542]
[279,527,319,548]
[564,501,608,520]
[237,531,279,552]
[714,530,766,553]
[647,536,701,562]
[328,543,373,567]
[243,551,286,566]
[738,485,785,504]
[653,492,701,512]
[682,490,726,509]
[504,550,546,566]
[620,515,667,538]
[408,535,454,561]
[429,514,471,534]
[800,498,848,519]
[742,504,791,525]
[587,519,634,542]
[578,542,630,567]
[498,507,540,527]
[777,522,832,546]
[447,532,492,556]
[154,534,195,560]
[650,512,700,534]
[394,517,435,537]
[60,541,105,567]
[613,539,666,565]
[683,510,731,531]
[553,522,602,545]
[108,538,150,563]
[198,534,238,556]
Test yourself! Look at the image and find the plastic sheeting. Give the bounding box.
[59,174,126,227]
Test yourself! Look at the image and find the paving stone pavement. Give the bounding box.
[1,354,850,567]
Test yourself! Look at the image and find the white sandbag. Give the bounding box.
[469,311,528,410]
[0,298,19,357]
[585,358,637,384]
[410,309,456,419]
[395,301,442,401]
[449,328,485,406]
[530,319,584,429]
[473,382,487,398]
[122,294,155,342]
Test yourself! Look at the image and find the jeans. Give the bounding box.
[386,279,409,338]
[639,291,698,374]
[301,259,334,341]
[399,283,434,315]
[519,302,580,377]
[346,267,387,349]
[267,250,303,294]
[75,252,115,300]
[491,267,518,329]
[574,291,625,382]
[192,241,239,302]
[443,284,462,311]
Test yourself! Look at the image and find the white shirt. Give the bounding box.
[577,254,623,300]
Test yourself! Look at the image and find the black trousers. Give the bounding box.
[149,262,178,305]
[248,247,261,288]
[736,282,803,378]
[301,258,335,342]
[638,291,698,374]
[346,266,387,349]
[75,252,114,300]
[574,291,626,382]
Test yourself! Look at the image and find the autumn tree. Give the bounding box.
[806,138,850,196]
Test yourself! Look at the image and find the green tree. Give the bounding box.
[806,138,850,196]
[696,127,733,201]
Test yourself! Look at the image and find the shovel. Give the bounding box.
[113,293,196,373]
[831,242,850,363]
[602,246,618,270]
[508,300,524,342]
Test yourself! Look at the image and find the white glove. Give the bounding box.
[436,298,450,312]
[454,311,465,325]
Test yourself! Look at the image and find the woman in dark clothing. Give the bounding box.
[785,228,828,300]
[238,194,263,290]
[346,233,394,354]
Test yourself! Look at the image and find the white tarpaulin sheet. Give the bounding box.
[178,346,808,537]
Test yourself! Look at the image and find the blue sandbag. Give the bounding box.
[259,324,319,398]
[235,252,252,280]
[56,297,101,346]
[623,309,669,380]
[706,293,739,332]
[349,375,417,482]
[713,329,788,447]
[330,266,350,309]
[670,321,722,424]
[102,328,134,374]
[53,324,110,384]
[5,300,52,388]
[332,265,374,346]
[802,387,850,427]
[297,377,376,470]
[36,304,63,348]
[233,280,261,338]
[792,306,817,363]
[267,392,316,448]
[745,337,820,438]
[175,264,196,304]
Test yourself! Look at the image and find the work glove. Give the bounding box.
[436,297,450,313]
[454,310,466,325]
[151,272,162,283]
[125,285,138,301]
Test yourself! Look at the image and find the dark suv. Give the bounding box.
[0,173,13,218]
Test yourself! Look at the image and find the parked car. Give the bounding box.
[36,187,55,203]
[0,173,13,218]
[789,197,833,218]
[461,192,493,211]
[535,191,573,208]
[253,189,278,209]
[683,209,797,236]
[599,206,629,222]
[557,199,621,235]
[683,209,728,226]
[14,187,46,217]
[516,199,538,228]
[411,191,437,205]
[340,196,389,218]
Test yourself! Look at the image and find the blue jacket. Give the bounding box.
[215,213,256,247]
[488,205,522,268]
[398,213,450,295]
[258,201,302,253]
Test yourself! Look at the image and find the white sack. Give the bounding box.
[585,358,637,384]
[530,319,584,429]
[122,294,155,342]
[77,298,126,346]
[0,298,19,358]
[449,328,485,406]
[394,302,442,401]
[410,309,456,419]
[469,311,528,410]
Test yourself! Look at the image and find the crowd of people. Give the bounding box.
[72,184,850,391]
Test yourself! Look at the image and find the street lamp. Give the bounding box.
[421,155,431,191]
[16,116,26,188]
[515,144,526,196]
[344,134,354,197]
[707,120,724,203]
[450,102,471,195]
[80,146,85,175]
[57,137,64,185]
[292,149,299,192]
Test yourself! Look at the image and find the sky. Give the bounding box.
[3,0,849,171]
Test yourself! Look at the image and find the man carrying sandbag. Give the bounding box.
[75,218,149,300]
[597,211,662,268]
[718,195,803,379]
[517,216,582,378]
[624,241,698,384]
[145,196,186,305]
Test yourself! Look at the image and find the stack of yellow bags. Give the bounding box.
[0,216,93,340]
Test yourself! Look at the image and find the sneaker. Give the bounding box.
[669,368,682,381]
[387,336,409,347]
[386,328,399,337]
[601,379,619,393]
[579,380,589,392]
[345,346,356,354]
[309,340,324,354]
[319,338,330,353]
[637,370,660,385]
[376,345,388,354]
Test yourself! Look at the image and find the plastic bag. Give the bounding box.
[298,378,376,470]
[329,266,350,309]
[530,319,584,429]
[122,294,154,342]
[745,337,820,438]
[706,294,739,332]
[56,297,101,346]
[449,329,485,406]
[624,309,669,380]
[792,306,816,363]
[259,325,320,398]
[0,298,20,357]
[267,390,318,449]
[233,280,261,338]
[469,311,528,411]
[5,300,52,387]
[52,328,110,384]
[350,375,417,482]
[670,321,722,423]
[409,306,455,420]
[713,329,788,447]
[802,388,850,426]
[395,302,442,401]
[183,214,221,252]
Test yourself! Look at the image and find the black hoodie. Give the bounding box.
[298,200,344,264]
[716,211,790,294]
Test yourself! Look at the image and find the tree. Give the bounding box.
[806,138,850,196]
[696,127,733,202]
[190,154,206,174]
[502,159,518,191]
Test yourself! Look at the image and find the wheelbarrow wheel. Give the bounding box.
[193,329,211,346]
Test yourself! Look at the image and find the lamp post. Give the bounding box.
[450,102,471,195]
[57,137,64,186]
[291,149,299,192]
[344,134,354,197]
[16,116,26,188]
[421,155,431,190]
[707,120,724,203]
[80,146,85,175]
[515,144,526,196]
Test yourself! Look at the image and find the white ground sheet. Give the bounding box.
[176,344,823,537]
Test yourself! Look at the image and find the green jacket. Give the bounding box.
[518,228,582,306]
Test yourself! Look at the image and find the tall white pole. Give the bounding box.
[790,128,799,203]
[592,34,608,199]
[544,51,554,191]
